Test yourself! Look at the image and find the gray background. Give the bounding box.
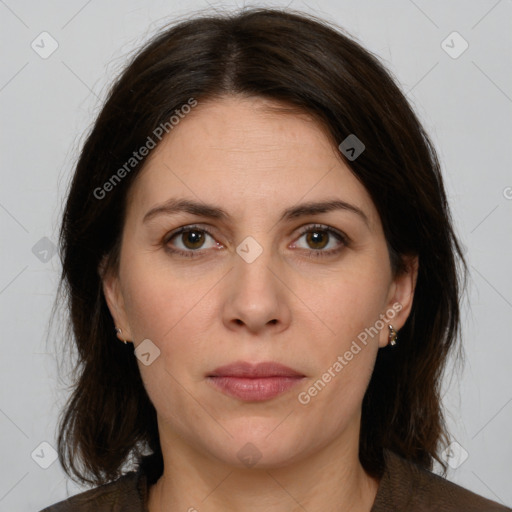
[1,0,511,510]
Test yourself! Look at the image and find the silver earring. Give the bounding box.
[115,327,128,344]
[388,325,398,346]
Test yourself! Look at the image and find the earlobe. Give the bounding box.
[101,262,133,342]
[379,254,419,347]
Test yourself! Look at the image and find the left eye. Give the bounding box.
[293,225,346,252]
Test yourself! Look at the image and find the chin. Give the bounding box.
[203,424,310,470]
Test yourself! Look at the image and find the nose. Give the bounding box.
[222,242,291,335]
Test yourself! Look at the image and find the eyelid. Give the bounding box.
[163,223,219,245]
[294,223,350,244]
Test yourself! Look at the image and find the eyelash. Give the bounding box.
[163,223,349,259]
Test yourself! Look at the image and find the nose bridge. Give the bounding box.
[223,232,287,329]
[233,233,277,290]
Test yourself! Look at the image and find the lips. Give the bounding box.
[207,360,305,378]
[206,361,305,401]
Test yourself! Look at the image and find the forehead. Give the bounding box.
[127,95,379,229]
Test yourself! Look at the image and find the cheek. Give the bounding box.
[120,254,207,340]
[120,256,219,378]
[314,256,391,346]
[296,272,385,429]
[119,261,210,422]
[295,253,390,404]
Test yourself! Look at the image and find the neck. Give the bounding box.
[147,421,380,512]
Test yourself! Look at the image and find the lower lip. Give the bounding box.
[207,376,304,401]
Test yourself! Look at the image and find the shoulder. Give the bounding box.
[39,471,148,512]
[372,449,511,512]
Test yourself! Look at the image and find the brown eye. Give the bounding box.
[304,230,329,250]
[180,229,206,250]
[292,224,348,259]
[165,226,219,256]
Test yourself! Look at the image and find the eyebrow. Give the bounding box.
[142,198,369,227]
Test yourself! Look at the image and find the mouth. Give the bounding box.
[206,361,305,402]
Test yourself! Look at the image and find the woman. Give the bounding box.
[41,7,511,512]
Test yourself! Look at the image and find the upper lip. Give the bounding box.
[208,361,305,378]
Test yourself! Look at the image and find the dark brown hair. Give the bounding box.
[55,6,467,486]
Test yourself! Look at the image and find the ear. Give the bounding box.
[99,255,133,343]
[378,254,419,348]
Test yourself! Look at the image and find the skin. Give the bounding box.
[103,95,418,512]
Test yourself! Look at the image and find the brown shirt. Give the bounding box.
[40,449,511,511]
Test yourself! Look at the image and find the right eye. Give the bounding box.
[163,225,223,257]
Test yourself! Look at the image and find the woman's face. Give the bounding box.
[103,95,417,469]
